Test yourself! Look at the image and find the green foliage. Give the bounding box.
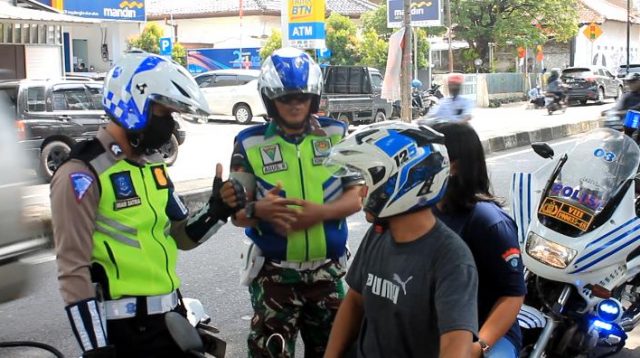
[361,4,392,40]
[127,23,164,53]
[451,0,579,71]
[260,29,282,60]
[172,43,187,66]
[359,29,388,70]
[127,23,188,66]
[325,12,361,65]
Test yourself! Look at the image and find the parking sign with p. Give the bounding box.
[159,37,173,57]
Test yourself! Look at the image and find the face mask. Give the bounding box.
[129,114,176,154]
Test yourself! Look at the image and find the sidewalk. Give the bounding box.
[471,101,612,153]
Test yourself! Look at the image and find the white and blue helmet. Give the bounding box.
[327,122,449,218]
[258,47,323,117]
[103,51,209,132]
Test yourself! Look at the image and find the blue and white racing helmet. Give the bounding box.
[103,50,210,132]
[326,122,450,218]
[258,47,323,117]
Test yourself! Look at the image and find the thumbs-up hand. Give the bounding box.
[210,163,246,220]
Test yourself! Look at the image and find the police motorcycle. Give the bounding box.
[511,128,640,357]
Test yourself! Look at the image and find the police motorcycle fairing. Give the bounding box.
[511,128,640,357]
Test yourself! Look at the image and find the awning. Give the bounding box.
[429,40,470,52]
[0,2,100,24]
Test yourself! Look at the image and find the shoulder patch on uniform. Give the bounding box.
[502,247,521,268]
[151,165,169,189]
[69,172,94,202]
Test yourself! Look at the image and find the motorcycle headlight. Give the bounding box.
[526,232,577,269]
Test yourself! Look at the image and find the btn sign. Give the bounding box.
[288,0,326,49]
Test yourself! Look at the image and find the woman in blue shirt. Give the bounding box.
[433,122,526,358]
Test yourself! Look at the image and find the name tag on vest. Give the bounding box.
[110,171,142,210]
[260,144,288,174]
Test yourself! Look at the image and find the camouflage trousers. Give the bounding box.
[248,259,346,358]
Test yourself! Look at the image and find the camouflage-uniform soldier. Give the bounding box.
[230,48,364,357]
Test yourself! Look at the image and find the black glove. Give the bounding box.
[208,177,246,221]
[83,346,117,358]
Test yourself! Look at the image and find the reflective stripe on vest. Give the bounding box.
[242,129,344,262]
[90,154,179,299]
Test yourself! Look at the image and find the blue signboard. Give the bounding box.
[187,48,262,74]
[387,0,441,28]
[55,0,146,22]
[159,38,173,56]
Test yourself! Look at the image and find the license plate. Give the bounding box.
[539,197,595,231]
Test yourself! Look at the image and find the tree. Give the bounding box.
[127,23,188,66]
[259,29,282,60]
[452,0,579,71]
[325,12,361,65]
[360,29,388,70]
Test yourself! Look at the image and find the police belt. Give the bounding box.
[104,291,178,320]
[269,255,346,271]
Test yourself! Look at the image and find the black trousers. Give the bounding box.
[106,309,190,358]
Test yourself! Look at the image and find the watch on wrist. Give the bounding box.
[478,339,490,354]
[245,201,256,219]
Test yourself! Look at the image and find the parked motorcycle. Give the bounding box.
[512,128,640,357]
[545,93,567,115]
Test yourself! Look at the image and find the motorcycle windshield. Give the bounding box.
[538,128,640,237]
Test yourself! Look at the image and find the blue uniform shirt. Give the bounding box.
[435,201,527,351]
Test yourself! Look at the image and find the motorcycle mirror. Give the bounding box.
[532,142,554,159]
[165,312,205,355]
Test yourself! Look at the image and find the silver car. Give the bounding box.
[195,69,267,124]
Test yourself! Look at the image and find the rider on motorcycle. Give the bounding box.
[429,73,474,123]
[412,79,425,110]
[613,72,640,140]
[546,69,566,104]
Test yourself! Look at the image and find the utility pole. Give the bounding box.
[401,0,413,122]
[627,0,631,74]
[447,0,453,72]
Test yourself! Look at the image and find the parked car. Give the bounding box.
[561,66,623,105]
[194,69,267,124]
[615,64,640,79]
[0,91,49,303]
[0,79,185,181]
[318,66,392,125]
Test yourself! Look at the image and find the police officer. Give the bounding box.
[229,48,364,357]
[613,72,640,140]
[51,51,243,357]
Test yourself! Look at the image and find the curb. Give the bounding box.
[480,119,600,154]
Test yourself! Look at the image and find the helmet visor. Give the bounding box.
[149,93,210,116]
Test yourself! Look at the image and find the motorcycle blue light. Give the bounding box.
[596,299,622,323]
[593,320,613,331]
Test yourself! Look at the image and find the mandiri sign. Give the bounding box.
[48,0,146,22]
[387,0,442,28]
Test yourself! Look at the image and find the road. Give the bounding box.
[2,131,639,357]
